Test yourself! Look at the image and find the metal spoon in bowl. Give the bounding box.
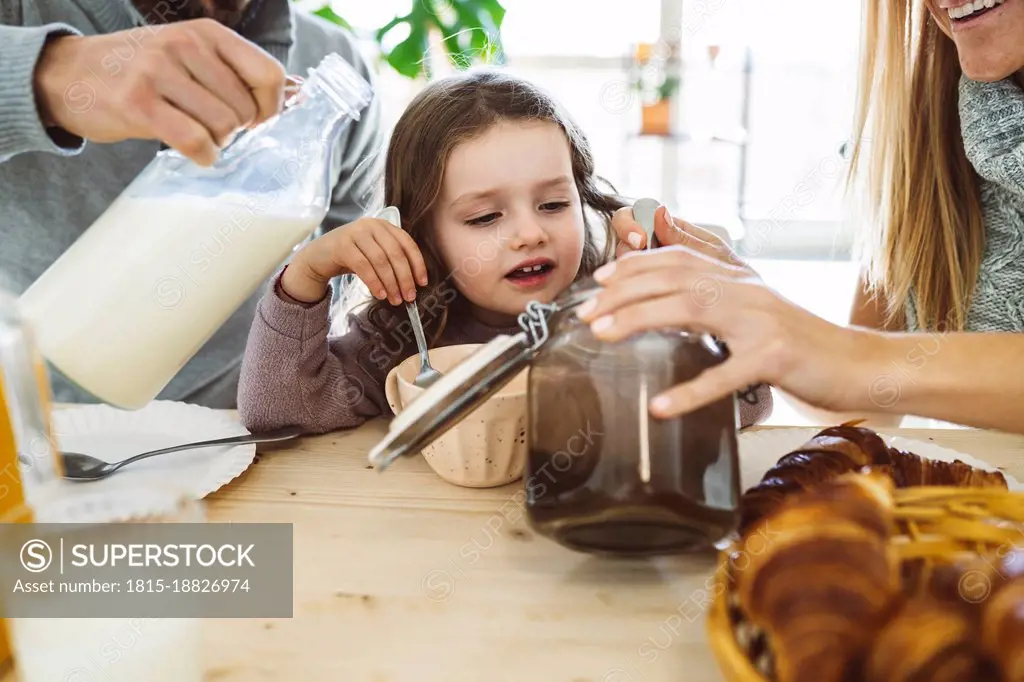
[377,206,443,389]
[406,305,442,389]
[47,425,306,482]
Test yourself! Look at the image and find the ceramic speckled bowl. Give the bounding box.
[384,344,528,488]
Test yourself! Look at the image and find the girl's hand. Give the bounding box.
[281,217,429,305]
[611,205,759,280]
[576,245,883,419]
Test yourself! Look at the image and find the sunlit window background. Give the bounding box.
[301,0,872,425]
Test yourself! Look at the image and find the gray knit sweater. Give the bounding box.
[0,0,383,408]
[906,75,1024,332]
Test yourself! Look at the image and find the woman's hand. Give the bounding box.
[281,217,429,305]
[576,245,885,419]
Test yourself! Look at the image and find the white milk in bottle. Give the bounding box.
[18,194,319,409]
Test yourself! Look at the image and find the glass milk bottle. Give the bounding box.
[18,53,373,409]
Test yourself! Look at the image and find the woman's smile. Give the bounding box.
[929,0,1024,80]
[943,0,1010,29]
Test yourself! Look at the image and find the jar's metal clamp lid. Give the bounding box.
[366,299,568,472]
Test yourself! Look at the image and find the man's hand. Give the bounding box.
[33,19,287,166]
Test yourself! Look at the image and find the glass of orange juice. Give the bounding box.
[5,488,205,682]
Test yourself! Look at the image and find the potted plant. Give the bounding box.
[631,41,681,136]
[303,0,507,79]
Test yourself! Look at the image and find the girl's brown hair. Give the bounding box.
[361,69,627,343]
[846,1,984,332]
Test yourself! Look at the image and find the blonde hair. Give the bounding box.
[847,0,985,332]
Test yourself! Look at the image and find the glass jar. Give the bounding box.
[0,284,62,667]
[0,286,66,666]
[0,287,65,523]
[522,279,740,555]
[18,54,373,410]
[368,199,742,556]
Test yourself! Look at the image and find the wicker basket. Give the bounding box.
[706,483,1024,682]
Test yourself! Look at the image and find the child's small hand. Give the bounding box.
[611,206,753,276]
[281,217,429,305]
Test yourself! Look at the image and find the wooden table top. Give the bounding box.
[6,418,1024,681]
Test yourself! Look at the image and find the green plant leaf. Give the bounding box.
[474,0,507,26]
[314,0,508,80]
[450,4,490,51]
[385,22,431,79]
[310,4,352,30]
[447,2,503,66]
[374,13,408,42]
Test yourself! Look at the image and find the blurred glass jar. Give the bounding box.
[0,286,65,668]
[0,287,64,521]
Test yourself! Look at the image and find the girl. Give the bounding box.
[236,70,773,434]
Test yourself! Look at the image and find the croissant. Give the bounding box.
[739,423,894,532]
[982,549,1024,682]
[733,470,901,682]
[740,422,1007,533]
[731,442,1022,682]
[862,596,995,682]
[888,448,1009,488]
[900,553,991,608]
[873,550,1024,682]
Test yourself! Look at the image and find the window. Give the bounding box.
[500,0,664,56]
[499,0,865,260]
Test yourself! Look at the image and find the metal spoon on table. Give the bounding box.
[47,425,306,482]
[377,206,443,389]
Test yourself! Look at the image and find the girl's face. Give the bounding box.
[927,0,1024,81]
[431,120,586,327]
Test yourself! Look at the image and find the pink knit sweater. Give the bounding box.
[237,270,773,434]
